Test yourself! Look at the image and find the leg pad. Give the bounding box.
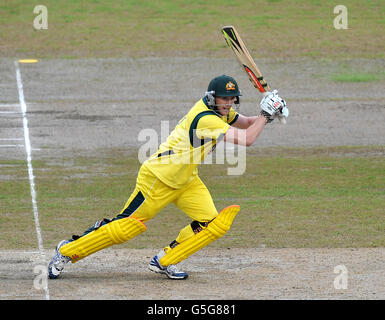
[159,205,240,266]
[60,217,146,262]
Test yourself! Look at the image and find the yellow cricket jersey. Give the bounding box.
[143,97,239,189]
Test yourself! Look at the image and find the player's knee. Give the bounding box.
[195,208,218,225]
[107,217,147,243]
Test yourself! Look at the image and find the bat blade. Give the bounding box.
[222,25,286,124]
[222,25,270,93]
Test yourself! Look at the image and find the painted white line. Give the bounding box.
[0,103,20,107]
[0,138,24,140]
[0,144,24,147]
[0,111,20,114]
[14,61,50,300]
[0,294,44,298]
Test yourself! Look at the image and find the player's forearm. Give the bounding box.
[244,116,259,128]
[225,115,267,146]
[232,115,259,129]
[245,115,267,146]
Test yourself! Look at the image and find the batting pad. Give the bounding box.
[159,205,240,266]
[59,217,146,263]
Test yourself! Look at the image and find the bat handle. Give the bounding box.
[279,117,286,125]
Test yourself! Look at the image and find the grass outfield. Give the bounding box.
[1,146,384,250]
[1,0,384,59]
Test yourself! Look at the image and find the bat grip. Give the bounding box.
[279,117,286,125]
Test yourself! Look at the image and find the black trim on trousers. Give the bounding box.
[117,191,145,219]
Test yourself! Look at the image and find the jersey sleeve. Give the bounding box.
[195,114,230,141]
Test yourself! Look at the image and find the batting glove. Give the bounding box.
[259,90,289,123]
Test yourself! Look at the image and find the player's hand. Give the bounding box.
[259,90,289,123]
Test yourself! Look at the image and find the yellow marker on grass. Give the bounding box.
[18,59,39,63]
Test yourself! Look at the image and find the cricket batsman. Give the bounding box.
[48,75,288,280]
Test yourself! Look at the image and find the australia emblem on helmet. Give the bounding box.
[225,81,236,91]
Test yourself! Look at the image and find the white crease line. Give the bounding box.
[0,111,21,114]
[14,61,50,300]
[0,145,24,147]
[0,138,24,140]
[0,104,20,107]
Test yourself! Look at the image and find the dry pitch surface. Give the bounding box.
[0,57,384,300]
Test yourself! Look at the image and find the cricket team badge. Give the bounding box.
[225,81,236,91]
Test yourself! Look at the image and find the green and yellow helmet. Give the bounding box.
[205,75,241,109]
[207,75,241,97]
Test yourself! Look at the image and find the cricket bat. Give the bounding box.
[221,25,286,124]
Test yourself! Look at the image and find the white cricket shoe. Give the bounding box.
[149,255,188,280]
[48,240,72,279]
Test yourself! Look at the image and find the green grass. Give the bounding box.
[0,0,384,58]
[1,146,384,249]
[331,72,385,83]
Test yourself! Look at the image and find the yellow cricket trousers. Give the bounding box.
[117,164,219,245]
[59,164,238,263]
